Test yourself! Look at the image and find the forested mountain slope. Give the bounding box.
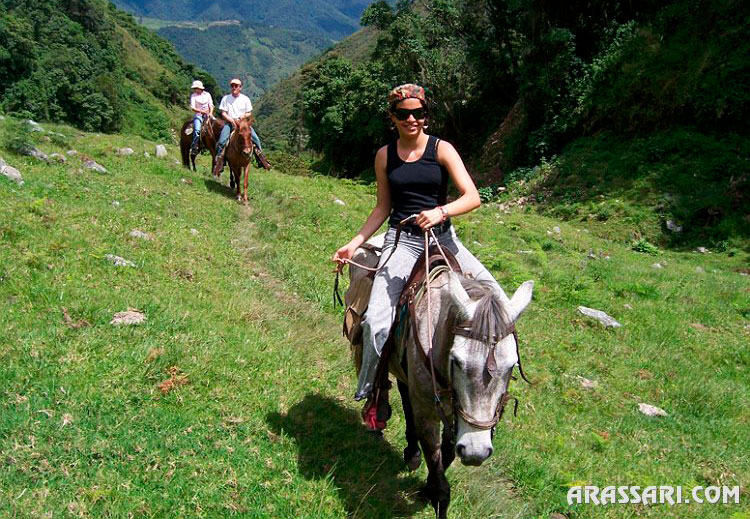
[111,0,373,40]
[0,0,215,139]
[261,0,749,246]
[253,25,381,151]
[156,22,330,96]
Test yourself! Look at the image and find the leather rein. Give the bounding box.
[408,230,531,437]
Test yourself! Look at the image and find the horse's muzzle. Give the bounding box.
[456,444,493,466]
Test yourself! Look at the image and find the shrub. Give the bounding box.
[631,238,659,255]
[1,118,35,155]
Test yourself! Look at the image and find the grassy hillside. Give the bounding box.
[0,0,215,140]
[1,118,748,518]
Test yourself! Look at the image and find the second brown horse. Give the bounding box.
[221,116,255,203]
[179,116,225,172]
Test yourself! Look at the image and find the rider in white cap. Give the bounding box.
[189,80,214,153]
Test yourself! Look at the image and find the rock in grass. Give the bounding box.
[577,376,598,390]
[116,147,134,156]
[334,198,345,206]
[110,308,146,326]
[1,157,24,185]
[66,150,78,156]
[578,306,621,328]
[105,254,135,267]
[83,159,107,174]
[27,147,49,162]
[26,119,43,132]
[638,403,667,417]
[652,263,663,269]
[49,153,67,163]
[155,145,167,158]
[129,229,152,241]
[666,220,682,233]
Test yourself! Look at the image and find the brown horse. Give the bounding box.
[222,116,255,203]
[179,116,225,171]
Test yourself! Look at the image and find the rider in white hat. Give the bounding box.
[189,80,214,153]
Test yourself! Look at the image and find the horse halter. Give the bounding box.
[449,326,523,433]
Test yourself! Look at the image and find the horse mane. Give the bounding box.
[457,275,513,343]
[237,114,255,128]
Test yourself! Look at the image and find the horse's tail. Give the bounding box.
[179,124,191,169]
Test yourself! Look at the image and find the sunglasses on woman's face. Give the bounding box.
[231,83,241,88]
[392,107,426,121]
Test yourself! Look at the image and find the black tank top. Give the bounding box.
[387,135,449,227]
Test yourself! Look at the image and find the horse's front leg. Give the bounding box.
[242,162,250,204]
[232,166,241,200]
[417,421,451,519]
[397,380,421,470]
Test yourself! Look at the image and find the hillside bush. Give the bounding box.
[1,118,35,155]
[0,0,214,138]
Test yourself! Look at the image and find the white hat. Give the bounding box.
[191,80,205,90]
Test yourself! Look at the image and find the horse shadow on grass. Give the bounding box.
[203,178,239,199]
[267,393,426,518]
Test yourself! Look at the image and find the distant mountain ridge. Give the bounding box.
[156,21,331,97]
[111,0,373,40]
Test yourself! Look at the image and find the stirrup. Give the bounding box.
[212,156,224,176]
[255,149,271,170]
[362,399,388,432]
[361,382,392,432]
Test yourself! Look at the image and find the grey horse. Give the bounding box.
[396,269,533,518]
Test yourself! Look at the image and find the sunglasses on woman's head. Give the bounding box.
[392,107,426,121]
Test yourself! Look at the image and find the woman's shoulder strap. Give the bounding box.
[386,140,399,171]
[426,135,441,161]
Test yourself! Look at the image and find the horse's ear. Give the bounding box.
[508,280,534,323]
[446,272,474,321]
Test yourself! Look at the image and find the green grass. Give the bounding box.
[1,119,749,518]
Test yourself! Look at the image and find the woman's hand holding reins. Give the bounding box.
[415,207,446,230]
[332,242,359,273]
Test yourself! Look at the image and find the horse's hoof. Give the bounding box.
[404,446,422,471]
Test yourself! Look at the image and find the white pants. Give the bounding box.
[355,225,502,399]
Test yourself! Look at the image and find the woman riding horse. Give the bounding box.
[332,84,507,429]
[189,80,214,154]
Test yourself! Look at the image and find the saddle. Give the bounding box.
[342,243,461,394]
[386,246,462,385]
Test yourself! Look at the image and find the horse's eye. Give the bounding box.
[452,358,463,371]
